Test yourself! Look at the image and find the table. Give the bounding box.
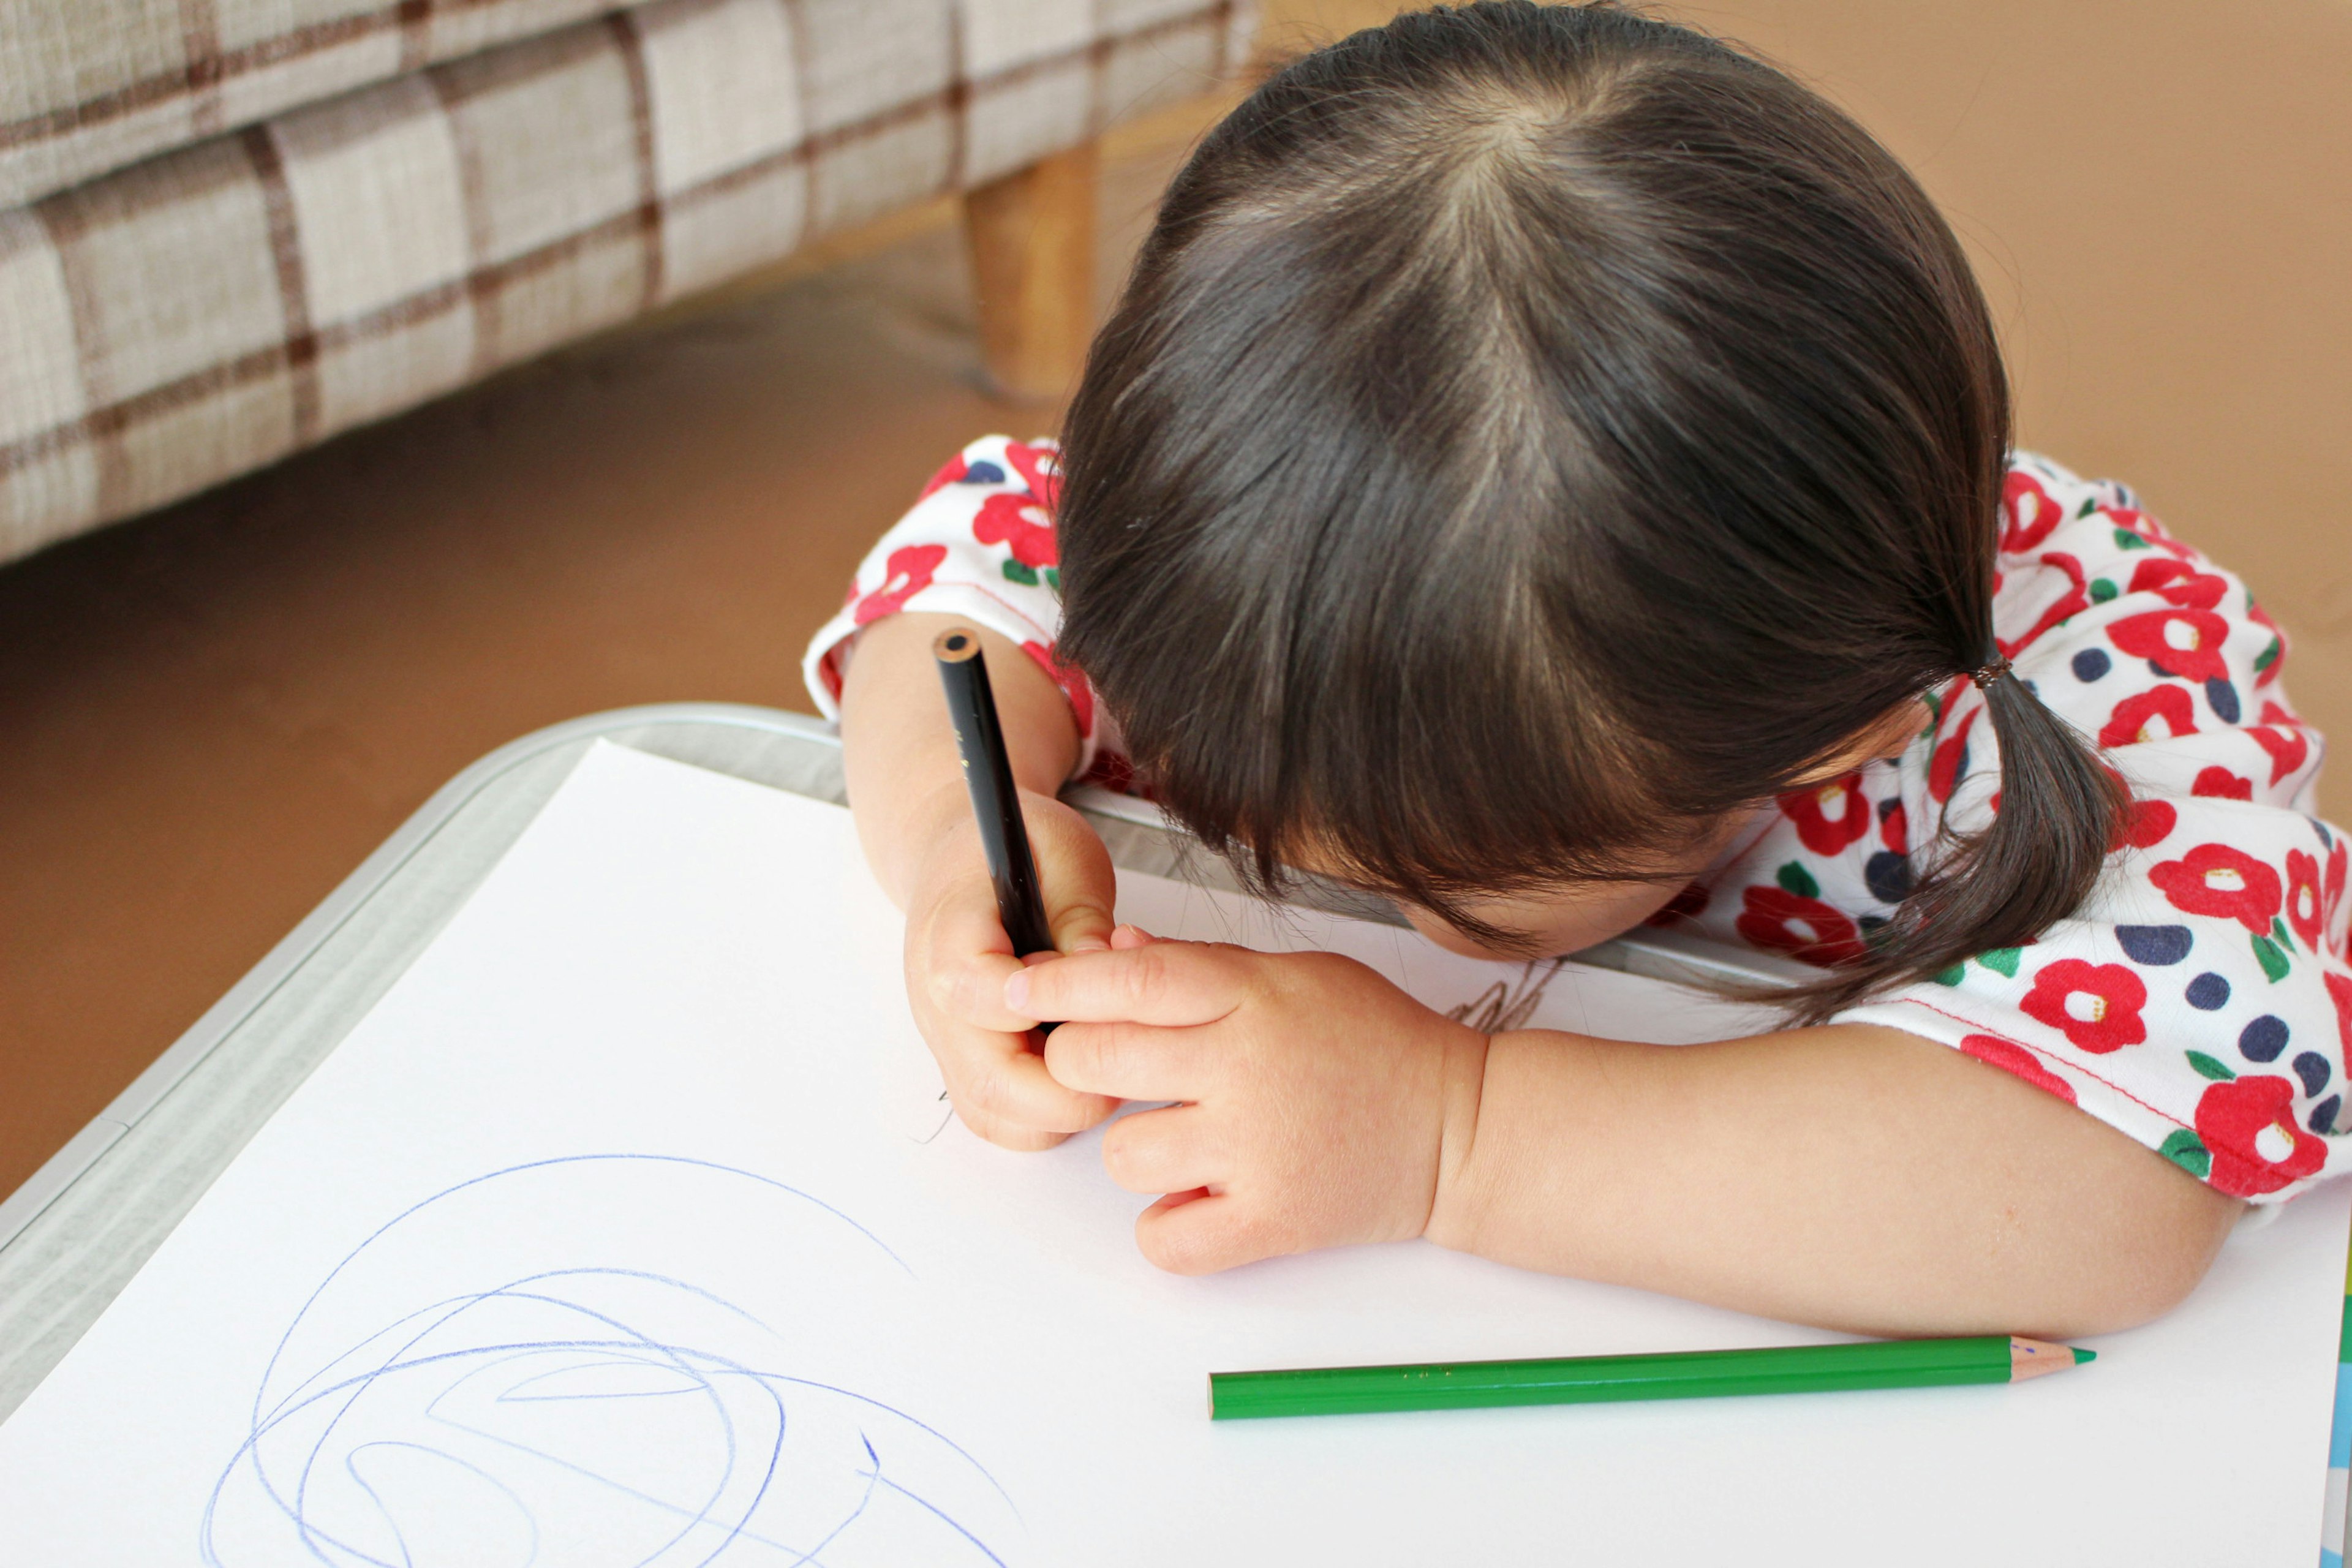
[2,703,2342,1561]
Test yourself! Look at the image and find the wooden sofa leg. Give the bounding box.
[963,140,1099,403]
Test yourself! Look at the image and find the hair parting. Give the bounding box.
[1054,1,2125,1018]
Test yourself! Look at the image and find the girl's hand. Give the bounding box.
[899,786,1123,1151]
[837,611,1112,1153]
[1008,937,1489,1273]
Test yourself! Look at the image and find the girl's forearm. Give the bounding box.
[837,613,1080,906]
[1425,1021,2240,1338]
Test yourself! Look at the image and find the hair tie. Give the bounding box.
[1969,655,2013,690]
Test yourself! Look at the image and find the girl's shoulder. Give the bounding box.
[1989,450,2305,809]
[1657,453,2350,1203]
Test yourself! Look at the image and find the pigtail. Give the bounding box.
[1777,665,2129,1024]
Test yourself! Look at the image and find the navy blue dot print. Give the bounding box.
[2293,1051,2333,1098]
[2071,648,2111,682]
[2239,1014,2290,1063]
[2185,972,2231,1011]
[960,461,1006,484]
[2312,1096,2341,1136]
[2147,659,2171,680]
[1864,851,1913,905]
[2115,925,2192,965]
[2204,677,2241,725]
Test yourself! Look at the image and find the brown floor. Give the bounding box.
[4,0,2349,1201]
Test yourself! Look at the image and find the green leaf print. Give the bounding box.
[2087,579,2118,604]
[1001,559,1039,587]
[1976,947,2022,978]
[2273,916,2295,952]
[2252,933,2291,982]
[2255,638,2281,675]
[1043,567,1061,593]
[2113,528,2150,551]
[1932,964,1966,987]
[2160,1129,2212,1180]
[2185,1050,2236,1082]
[1776,862,1820,899]
[2077,497,2100,517]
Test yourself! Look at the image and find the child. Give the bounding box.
[806,2,2348,1337]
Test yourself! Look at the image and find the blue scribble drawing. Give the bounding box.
[201,1155,1015,1566]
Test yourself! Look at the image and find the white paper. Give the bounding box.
[1,741,2341,1567]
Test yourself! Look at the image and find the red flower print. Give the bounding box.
[1960,1034,2078,1104]
[2250,701,2309,787]
[2107,608,2230,684]
[1929,709,1978,804]
[2195,1075,2326,1197]
[2097,685,2195,750]
[2018,959,2147,1053]
[973,496,1058,571]
[852,543,948,625]
[2000,472,2064,554]
[2332,972,2352,1051]
[1003,440,1062,510]
[2115,795,2176,851]
[2248,600,2288,688]
[2286,851,2324,951]
[2127,558,2228,611]
[2106,506,2194,559]
[1998,552,2089,655]
[1645,882,1712,927]
[2149,843,2283,933]
[1021,639,1094,738]
[1779,774,1870,856]
[1880,799,1908,852]
[918,452,970,499]
[2190,766,2252,801]
[2326,842,2348,948]
[1735,886,1865,967]
[974,492,1058,568]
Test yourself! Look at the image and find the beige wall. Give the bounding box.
[1264,0,2352,818]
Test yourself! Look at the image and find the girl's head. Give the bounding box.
[1054,1,2124,1015]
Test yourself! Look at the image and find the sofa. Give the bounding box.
[0,0,1255,565]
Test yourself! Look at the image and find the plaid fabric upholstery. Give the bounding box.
[0,2,638,209]
[0,0,1253,562]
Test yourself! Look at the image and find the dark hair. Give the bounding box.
[1054,1,2124,1019]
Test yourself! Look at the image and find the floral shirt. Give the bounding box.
[805,438,2352,1204]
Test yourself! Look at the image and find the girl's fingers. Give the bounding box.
[955,1107,1069,1153]
[1098,1103,1223,1196]
[1029,803,1118,956]
[1004,941,1250,1027]
[1133,1190,1280,1276]
[937,947,1041,1033]
[1109,924,1158,950]
[1042,1022,1213,1102]
[934,1017,1120,1138]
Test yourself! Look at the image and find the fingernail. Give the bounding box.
[1069,933,1110,952]
[1003,970,1031,1010]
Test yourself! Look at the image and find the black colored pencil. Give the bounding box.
[933,628,1057,967]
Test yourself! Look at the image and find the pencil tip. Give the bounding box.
[2072,1346,2096,1365]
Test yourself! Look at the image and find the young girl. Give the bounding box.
[807,2,2349,1338]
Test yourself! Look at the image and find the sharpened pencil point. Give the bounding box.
[2072,1346,2095,1364]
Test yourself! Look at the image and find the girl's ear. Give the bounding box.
[1788,699,1933,786]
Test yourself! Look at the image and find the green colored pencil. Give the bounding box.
[1207,1335,2094,1420]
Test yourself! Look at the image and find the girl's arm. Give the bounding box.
[839,612,1123,1148]
[1013,941,2240,1338]
[1430,1019,2239,1338]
